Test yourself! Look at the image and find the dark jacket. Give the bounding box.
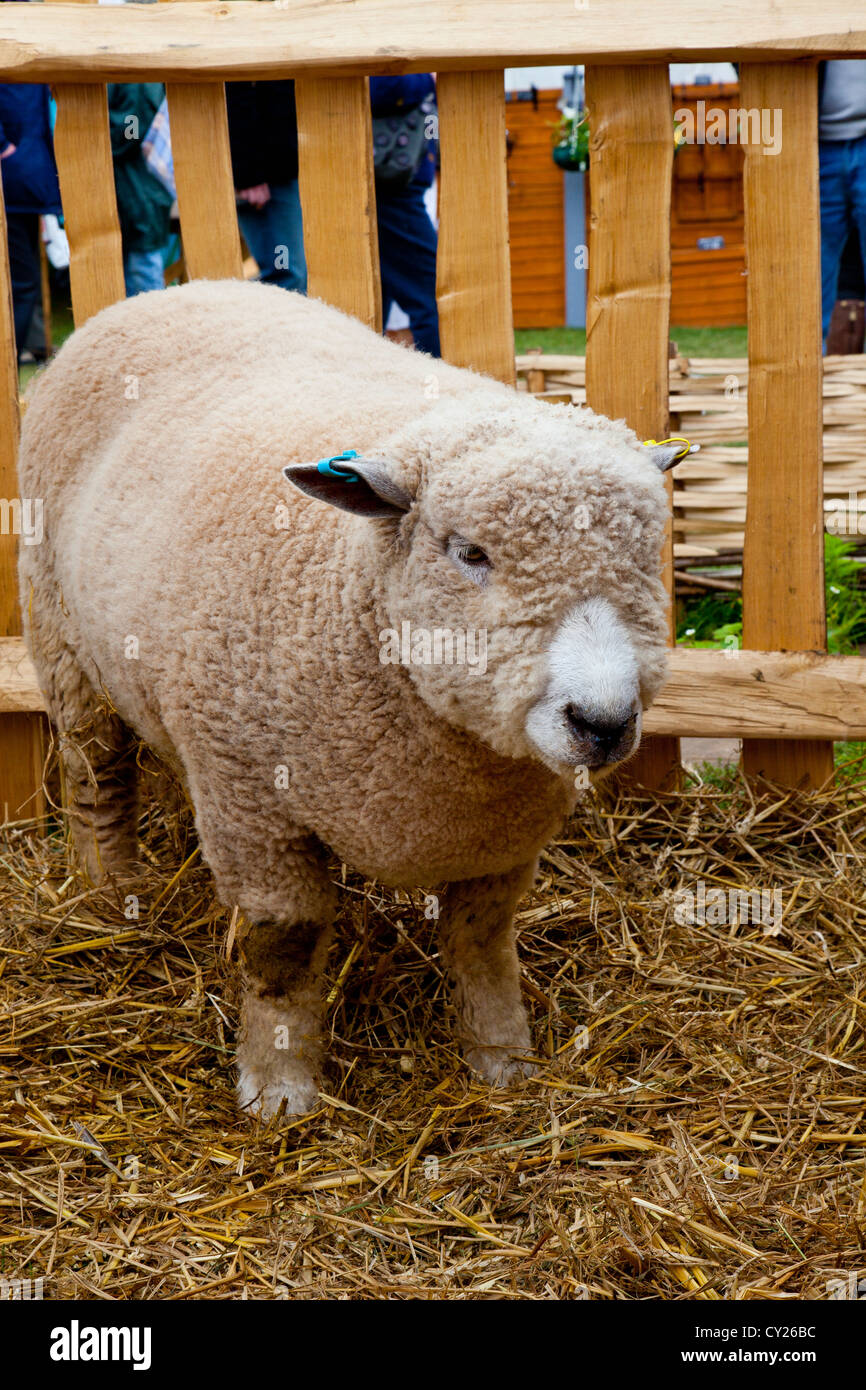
[226,81,299,189]
[369,75,435,118]
[0,82,61,215]
[370,74,437,191]
[107,83,173,254]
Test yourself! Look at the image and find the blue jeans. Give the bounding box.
[819,136,866,344]
[7,212,41,355]
[237,180,307,293]
[124,247,166,297]
[376,180,440,357]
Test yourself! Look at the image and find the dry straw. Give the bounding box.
[1,759,864,1299]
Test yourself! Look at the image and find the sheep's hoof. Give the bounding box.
[465,1045,538,1088]
[236,1066,320,1120]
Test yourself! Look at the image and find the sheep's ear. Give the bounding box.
[283,456,413,519]
[644,442,685,473]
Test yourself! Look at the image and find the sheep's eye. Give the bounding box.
[446,536,491,585]
[454,543,488,567]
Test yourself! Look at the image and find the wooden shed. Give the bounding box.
[670,83,746,326]
[507,80,747,329]
[506,88,566,328]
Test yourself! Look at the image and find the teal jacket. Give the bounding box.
[107,83,173,254]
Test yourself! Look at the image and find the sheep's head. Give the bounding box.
[284,397,679,781]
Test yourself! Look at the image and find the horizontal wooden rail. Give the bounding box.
[0,2,865,82]
[1,640,43,715]
[647,649,866,741]
[4,638,866,742]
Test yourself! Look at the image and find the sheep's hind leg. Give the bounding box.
[439,861,537,1087]
[51,657,139,886]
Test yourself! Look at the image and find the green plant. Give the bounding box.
[551,109,590,170]
[676,590,741,646]
[824,534,866,654]
[834,740,866,781]
[678,536,866,656]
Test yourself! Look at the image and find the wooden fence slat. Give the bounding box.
[740,63,833,788]
[0,196,44,820]
[295,77,380,330]
[166,83,243,281]
[53,83,126,323]
[584,64,679,790]
[2,3,866,82]
[437,70,514,384]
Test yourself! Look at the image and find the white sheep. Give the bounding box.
[18,280,679,1117]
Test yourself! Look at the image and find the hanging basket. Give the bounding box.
[552,145,588,172]
[551,108,590,172]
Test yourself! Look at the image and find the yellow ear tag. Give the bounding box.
[642,436,699,461]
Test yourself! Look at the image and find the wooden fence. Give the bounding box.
[2,1,866,820]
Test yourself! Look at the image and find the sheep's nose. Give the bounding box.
[564,706,636,764]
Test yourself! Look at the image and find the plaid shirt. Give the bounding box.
[141,97,176,201]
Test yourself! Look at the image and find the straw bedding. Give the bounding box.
[1,760,864,1300]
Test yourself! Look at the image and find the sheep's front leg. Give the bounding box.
[439,861,537,1087]
[236,910,335,1119]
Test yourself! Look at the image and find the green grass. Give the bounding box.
[515,324,748,357]
[668,324,748,358]
[515,327,587,355]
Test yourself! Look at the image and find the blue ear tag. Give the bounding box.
[316,449,361,482]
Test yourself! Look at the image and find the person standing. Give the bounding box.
[819,61,866,346]
[226,80,306,294]
[371,74,441,358]
[107,82,173,296]
[0,66,61,360]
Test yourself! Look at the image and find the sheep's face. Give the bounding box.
[285,401,679,779]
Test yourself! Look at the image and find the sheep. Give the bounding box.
[18,279,680,1118]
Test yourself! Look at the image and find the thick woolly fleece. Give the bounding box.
[18,280,671,1110]
[20,277,670,892]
